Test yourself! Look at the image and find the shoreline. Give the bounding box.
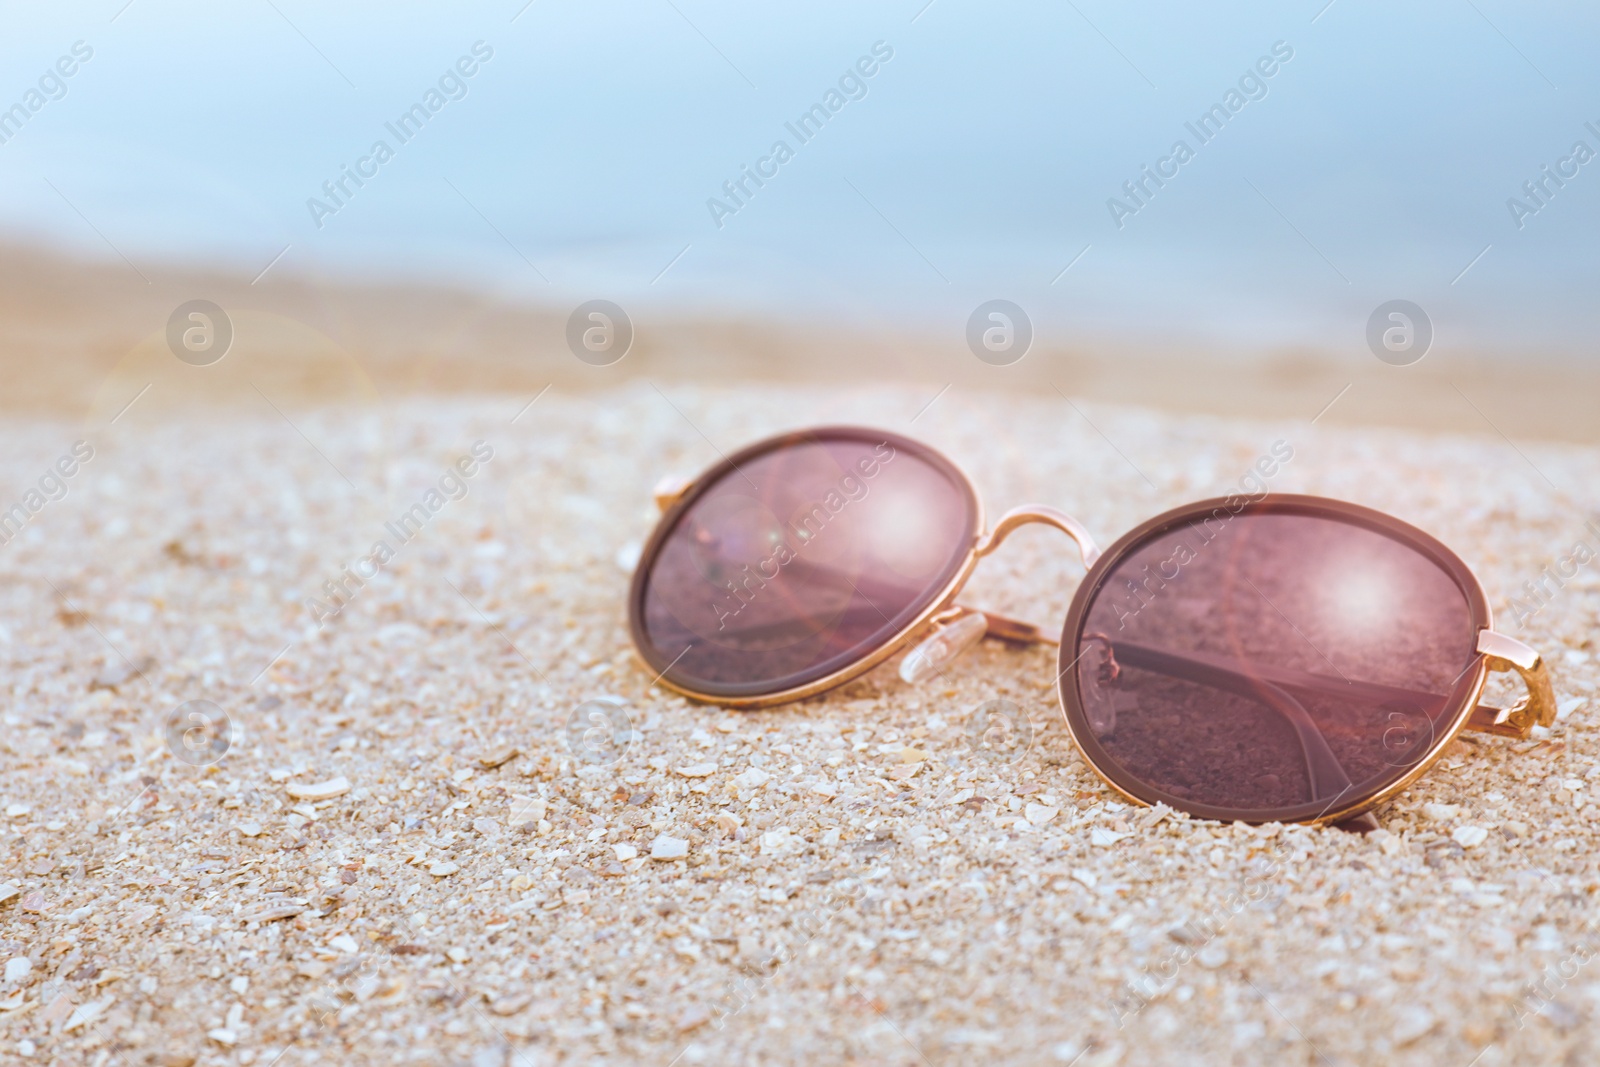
[2,242,1596,444]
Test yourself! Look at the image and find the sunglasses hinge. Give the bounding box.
[1467,630,1558,739]
[653,475,691,513]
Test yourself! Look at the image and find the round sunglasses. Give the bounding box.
[626,426,1556,826]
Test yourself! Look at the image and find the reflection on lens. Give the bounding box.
[635,431,976,697]
[1071,506,1478,820]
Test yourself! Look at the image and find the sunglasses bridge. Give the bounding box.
[900,505,1100,683]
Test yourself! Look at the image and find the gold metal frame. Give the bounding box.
[631,428,992,709]
[1471,630,1558,737]
[1056,635,1553,826]
[1051,493,1556,826]
[629,430,1558,826]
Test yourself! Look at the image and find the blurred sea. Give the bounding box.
[1,0,1597,360]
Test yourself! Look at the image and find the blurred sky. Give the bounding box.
[1,0,1597,357]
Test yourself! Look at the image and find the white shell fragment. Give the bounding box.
[1025,803,1059,826]
[285,777,351,800]
[650,835,689,860]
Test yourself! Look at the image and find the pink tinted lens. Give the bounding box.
[1072,507,1479,819]
[636,433,976,696]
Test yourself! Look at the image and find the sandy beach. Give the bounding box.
[4,1,1598,1060]
[0,367,1596,1065]
[4,241,1600,445]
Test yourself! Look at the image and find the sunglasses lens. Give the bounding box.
[634,432,977,697]
[1068,506,1479,820]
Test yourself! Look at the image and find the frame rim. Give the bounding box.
[627,425,985,708]
[1055,493,1493,826]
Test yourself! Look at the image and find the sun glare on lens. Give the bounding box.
[1322,555,1397,639]
[866,483,946,579]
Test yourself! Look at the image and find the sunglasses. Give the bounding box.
[626,426,1556,827]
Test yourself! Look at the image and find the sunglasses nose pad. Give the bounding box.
[899,612,988,685]
[1078,634,1121,737]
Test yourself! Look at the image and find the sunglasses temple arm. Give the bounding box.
[1102,639,1556,742]
[958,608,1060,646]
[1105,641,1353,798]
